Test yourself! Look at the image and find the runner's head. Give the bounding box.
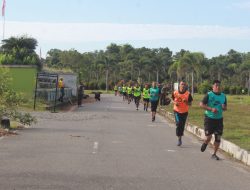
[212,80,221,93]
[152,81,156,88]
[179,80,186,92]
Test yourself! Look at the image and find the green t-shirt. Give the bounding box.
[202,91,227,119]
[149,87,160,101]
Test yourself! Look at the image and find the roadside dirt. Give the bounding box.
[0,96,96,137]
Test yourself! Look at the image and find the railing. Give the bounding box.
[35,88,72,102]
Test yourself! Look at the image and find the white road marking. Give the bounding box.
[110,107,127,109]
[148,124,158,127]
[167,149,176,152]
[92,141,99,154]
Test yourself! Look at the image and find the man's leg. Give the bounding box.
[201,135,212,152]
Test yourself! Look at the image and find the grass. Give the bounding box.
[162,94,250,151]
[8,67,37,99]
[84,90,115,95]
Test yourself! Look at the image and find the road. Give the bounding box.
[0,94,249,190]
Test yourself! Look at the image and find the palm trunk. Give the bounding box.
[191,71,194,96]
[156,70,159,83]
[105,69,108,92]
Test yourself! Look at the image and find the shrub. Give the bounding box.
[223,86,230,94]
[198,81,211,94]
[229,86,236,95]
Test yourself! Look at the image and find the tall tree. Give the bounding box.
[1,35,39,66]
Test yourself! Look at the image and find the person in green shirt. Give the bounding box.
[143,83,150,111]
[200,80,227,160]
[133,83,141,110]
[149,81,160,121]
[122,84,127,101]
[114,84,118,96]
[127,84,133,104]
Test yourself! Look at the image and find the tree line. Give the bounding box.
[1,36,250,95]
[45,44,250,95]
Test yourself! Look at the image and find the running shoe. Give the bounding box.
[200,143,208,152]
[177,138,182,146]
[211,154,220,160]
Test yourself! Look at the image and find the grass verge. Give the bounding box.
[163,94,250,151]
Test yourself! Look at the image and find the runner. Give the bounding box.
[133,83,141,110]
[122,84,127,101]
[200,80,227,160]
[127,84,133,104]
[114,84,118,96]
[172,80,193,146]
[149,81,160,121]
[142,83,150,111]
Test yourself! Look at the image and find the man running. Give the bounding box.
[149,81,160,121]
[143,83,150,111]
[127,84,133,104]
[133,83,141,110]
[172,80,193,146]
[200,80,227,160]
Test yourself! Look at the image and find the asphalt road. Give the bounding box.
[0,94,249,190]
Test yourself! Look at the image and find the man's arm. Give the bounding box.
[199,94,218,113]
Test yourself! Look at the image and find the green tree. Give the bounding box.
[0,35,40,66]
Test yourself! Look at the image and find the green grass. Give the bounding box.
[84,90,115,95]
[7,67,48,111]
[8,67,37,99]
[162,94,250,151]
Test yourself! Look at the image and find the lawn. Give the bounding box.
[8,67,37,99]
[162,94,250,151]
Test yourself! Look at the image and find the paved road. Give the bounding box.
[0,94,249,190]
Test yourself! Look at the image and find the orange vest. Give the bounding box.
[173,90,190,113]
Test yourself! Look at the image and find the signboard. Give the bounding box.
[174,82,179,91]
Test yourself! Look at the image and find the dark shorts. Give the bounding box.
[143,98,150,103]
[204,116,223,136]
[151,101,158,112]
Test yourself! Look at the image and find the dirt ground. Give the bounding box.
[60,96,96,112]
[0,96,96,137]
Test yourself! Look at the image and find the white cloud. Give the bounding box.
[2,21,250,44]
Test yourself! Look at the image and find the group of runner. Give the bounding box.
[114,81,162,121]
[114,79,227,161]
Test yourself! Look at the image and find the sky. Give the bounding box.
[1,0,250,58]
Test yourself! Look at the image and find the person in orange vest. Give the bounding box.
[172,80,193,146]
[58,77,65,102]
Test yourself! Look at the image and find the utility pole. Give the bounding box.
[105,56,109,92]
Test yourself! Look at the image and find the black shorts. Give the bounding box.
[151,101,158,112]
[143,98,150,103]
[204,116,223,136]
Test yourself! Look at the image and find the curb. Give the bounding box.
[159,108,250,166]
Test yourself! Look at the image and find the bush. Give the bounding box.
[236,86,242,95]
[229,86,236,95]
[98,81,106,90]
[223,86,230,94]
[88,81,98,90]
[198,81,211,94]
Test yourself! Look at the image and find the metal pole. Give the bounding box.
[33,73,39,110]
[54,75,59,112]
